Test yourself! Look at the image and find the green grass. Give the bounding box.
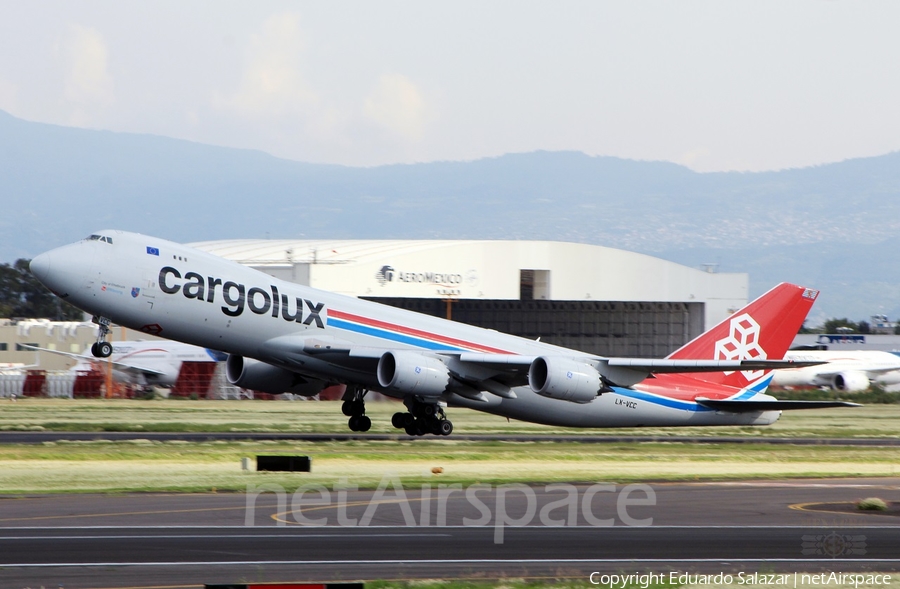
[2,398,900,438]
[857,497,889,511]
[1,399,899,494]
[769,386,900,404]
[1,437,898,493]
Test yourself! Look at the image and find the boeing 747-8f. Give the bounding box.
[29,230,850,436]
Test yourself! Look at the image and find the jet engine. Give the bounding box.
[831,371,870,392]
[528,356,601,404]
[376,351,451,397]
[225,354,325,396]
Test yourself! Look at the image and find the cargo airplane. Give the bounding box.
[21,340,225,387]
[30,230,852,436]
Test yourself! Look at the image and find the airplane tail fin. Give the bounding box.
[666,283,818,388]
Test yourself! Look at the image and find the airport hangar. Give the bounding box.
[190,239,748,359]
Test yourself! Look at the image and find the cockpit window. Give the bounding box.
[88,235,101,240]
[87,234,113,244]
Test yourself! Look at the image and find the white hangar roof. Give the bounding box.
[190,239,748,329]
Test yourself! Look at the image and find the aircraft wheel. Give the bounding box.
[90,343,99,357]
[348,415,360,431]
[404,424,417,436]
[428,418,443,436]
[439,420,453,436]
[391,412,406,429]
[342,400,364,416]
[357,415,371,432]
[422,404,437,417]
[97,341,113,358]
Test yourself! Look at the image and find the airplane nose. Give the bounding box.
[30,252,52,285]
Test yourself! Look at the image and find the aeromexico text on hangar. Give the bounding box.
[397,270,463,284]
[376,265,465,286]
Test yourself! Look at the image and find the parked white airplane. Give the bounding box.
[29,230,848,436]
[774,349,900,392]
[22,340,225,387]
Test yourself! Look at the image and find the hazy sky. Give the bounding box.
[1,1,898,172]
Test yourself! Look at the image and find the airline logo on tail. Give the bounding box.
[715,313,767,380]
[667,284,819,387]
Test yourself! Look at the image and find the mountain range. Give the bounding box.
[2,109,898,325]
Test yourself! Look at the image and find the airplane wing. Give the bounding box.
[695,398,861,411]
[453,355,824,385]
[18,344,86,362]
[605,358,825,372]
[18,344,168,376]
[268,336,826,393]
[600,358,826,386]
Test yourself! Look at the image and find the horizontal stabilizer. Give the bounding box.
[695,398,861,412]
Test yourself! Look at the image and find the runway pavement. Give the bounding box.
[1,478,899,588]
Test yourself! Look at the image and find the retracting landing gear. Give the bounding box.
[342,385,371,432]
[392,399,453,437]
[90,316,113,358]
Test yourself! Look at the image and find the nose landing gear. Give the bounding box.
[90,316,113,358]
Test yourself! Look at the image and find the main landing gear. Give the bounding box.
[90,316,113,358]
[392,399,453,437]
[342,386,371,432]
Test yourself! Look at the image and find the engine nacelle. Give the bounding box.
[831,371,869,392]
[528,356,601,404]
[225,354,324,396]
[376,351,450,397]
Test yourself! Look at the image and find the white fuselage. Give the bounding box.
[72,340,219,386]
[775,350,900,391]
[31,231,782,428]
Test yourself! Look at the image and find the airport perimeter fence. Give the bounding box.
[0,363,350,401]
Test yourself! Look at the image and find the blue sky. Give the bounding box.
[1,1,898,171]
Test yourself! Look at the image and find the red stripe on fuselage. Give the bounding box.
[329,309,512,354]
[639,373,751,401]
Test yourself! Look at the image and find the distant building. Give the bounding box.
[0,319,162,370]
[791,333,900,352]
[870,314,897,335]
[0,319,97,370]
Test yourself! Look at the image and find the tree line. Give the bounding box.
[1,258,899,334]
[0,259,83,320]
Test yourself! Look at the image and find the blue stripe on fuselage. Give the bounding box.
[328,318,464,352]
[617,374,773,412]
[614,387,713,412]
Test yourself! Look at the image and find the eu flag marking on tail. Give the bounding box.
[146,246,159,256]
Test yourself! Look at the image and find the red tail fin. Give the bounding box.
[666,283,818,387]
